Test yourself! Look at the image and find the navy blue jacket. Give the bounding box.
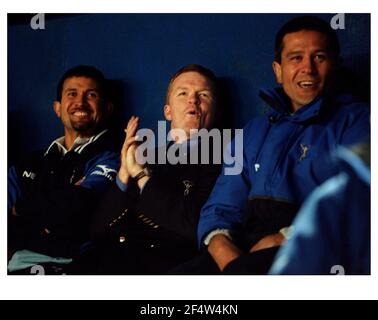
[90,143,221,274]
[198,89,370,248]
[8,130,120,258]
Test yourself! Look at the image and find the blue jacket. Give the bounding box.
[8,129,120,258]
[269,144,370,275]
[198,89,370,247]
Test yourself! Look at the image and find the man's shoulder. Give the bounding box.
[330,94,370,115]
[80,129,121,155]
[242,114,268,132]
[11,149,46,170]
[317,94,370,130]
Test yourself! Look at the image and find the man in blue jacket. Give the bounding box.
[8,65,120,274]
[194,16,370,274]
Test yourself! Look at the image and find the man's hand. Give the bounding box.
[126,143,150,190]
[208,234,243,272]
[118,116,141,184]
[249,232,285,253]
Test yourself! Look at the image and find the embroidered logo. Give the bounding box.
[22,171,36,180]
[254,163,260,172]
[91,165,118,181]
[299,144,310,161]
[183,180,194,196]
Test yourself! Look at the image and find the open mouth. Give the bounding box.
[71,109,91,117]
[186,110,199,117]
[297,80,319,89]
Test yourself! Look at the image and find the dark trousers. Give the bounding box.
[223,247,279,274]
[95,243,199,275]
[170,247,280,275]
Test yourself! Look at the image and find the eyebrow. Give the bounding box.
[174,86,188,91]
[286,50,303,56]
[64,87,100,93]
[286,49,328,56]
[175,86,212,92]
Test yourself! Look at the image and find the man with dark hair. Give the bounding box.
[8,65,120,274]
[90,64,222,274]
[193,15,370,274]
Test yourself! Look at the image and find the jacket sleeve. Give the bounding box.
[136,163,221,243]
[8,166,21,210]
[197,131,251,247]
[79,151,121,192]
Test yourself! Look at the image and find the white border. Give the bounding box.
[2,0,376,300]
[3,0,376,13]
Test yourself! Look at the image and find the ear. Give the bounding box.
[272,61,283,84]
[53,101,62,118]
[164,104,172,121]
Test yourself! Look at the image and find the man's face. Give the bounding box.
[54,76,104,137]
[272,30,337,111]
[164,71,216,137]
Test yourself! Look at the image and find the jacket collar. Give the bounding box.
[259,88,324,123]
[44,129,108,156]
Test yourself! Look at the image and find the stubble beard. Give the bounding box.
[71,118,98,136]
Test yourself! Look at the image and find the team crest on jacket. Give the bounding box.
[91,164,118,181]
[183,180,194,196]
[299,144,310,161]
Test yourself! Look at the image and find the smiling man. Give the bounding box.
[272,28,338,112]
[191,16,370,275]
[54,76,103,145]
[8,65,120,274]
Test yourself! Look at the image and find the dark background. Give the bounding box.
[8,13,370,165]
